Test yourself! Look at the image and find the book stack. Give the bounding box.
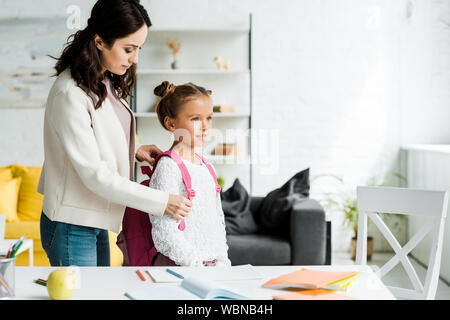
[263,268,361,300]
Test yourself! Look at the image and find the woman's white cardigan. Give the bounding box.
[37,68,168,233]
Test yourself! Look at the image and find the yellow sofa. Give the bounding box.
[0,164,123,266]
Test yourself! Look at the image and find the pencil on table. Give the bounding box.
[145,270,156,282]
[136,269,146,282]
[34,279,47,287]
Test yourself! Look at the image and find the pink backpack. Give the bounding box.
[116,150,221,266]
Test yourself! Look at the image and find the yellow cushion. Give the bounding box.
[11,164,43,221]
[0,166,13,181]
[0,177,22,222]
[15,251,50,267]
[108,231,124,267]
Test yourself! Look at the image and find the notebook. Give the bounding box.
[273,289,358,300]
[146,264,263,283]
[263,268,359,290]
[125,276,249,300]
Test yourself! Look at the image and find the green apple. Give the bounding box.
[46,268,77,300]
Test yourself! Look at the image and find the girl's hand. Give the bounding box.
[203,259,217,267]
[164,193,192,221]
[136,144,163,166]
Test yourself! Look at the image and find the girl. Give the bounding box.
[149,81,231,267]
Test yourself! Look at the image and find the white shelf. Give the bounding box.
[149,28,249,33]
[135,112,250,118]
[204,154,251,165]
[136,69,249,75]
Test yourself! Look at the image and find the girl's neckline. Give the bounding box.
[181,153,204,167]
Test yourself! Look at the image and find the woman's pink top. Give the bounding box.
[103,77,131,148]
[102,77,136,180]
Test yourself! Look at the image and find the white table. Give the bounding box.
[12,265,395,300]
[0,239,33,266]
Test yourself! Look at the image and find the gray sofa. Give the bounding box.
[226,196,331,266]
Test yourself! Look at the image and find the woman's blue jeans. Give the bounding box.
[40,212,110,266]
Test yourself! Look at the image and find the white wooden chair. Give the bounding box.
[356,186,449,300]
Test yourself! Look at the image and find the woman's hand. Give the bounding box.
[136,144,163,166]
[164,193,192,221]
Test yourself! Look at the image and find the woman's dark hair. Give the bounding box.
[51,0,151,109]
[154,81,212,130]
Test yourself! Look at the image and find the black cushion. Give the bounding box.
[256,168,310,235]
[226,234,291,266]
[221,179,259,234]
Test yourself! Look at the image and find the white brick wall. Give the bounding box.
[1,0,449,253]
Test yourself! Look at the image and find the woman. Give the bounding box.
[38,0,192,266]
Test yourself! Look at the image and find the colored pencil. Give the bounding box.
[0,273,13,296]
[34,279,47,287]
[136,269,146,282]
[10,241,23,258]
[145,270,156,283]
[4,243,14,259]
[12,235,26,251]
[166,268,184,279]
[124,292,135,300]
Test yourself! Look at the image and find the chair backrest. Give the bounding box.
[0,213,5,240]
[355,186,449,300]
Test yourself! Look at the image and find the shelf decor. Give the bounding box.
[213,104,235,113]
[166,38,182,69]
[213,56,231,70]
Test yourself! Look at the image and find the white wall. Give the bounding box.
[1,0,449,253]
[398,0,450,145]
[402,147,450,283]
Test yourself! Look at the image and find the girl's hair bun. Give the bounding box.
[154,80,175,98]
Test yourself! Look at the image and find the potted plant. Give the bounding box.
[217,175,225,190]
[320,188,374,260]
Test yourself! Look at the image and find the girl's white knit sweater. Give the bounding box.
[148,155,231,266]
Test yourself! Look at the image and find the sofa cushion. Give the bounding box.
[221,179,259,234]
[0,177,22,222]
[257,168,310,235]
[226,234,291,266]
[12,164,43,221]
[0,166,13,181]
[5,220,45,253]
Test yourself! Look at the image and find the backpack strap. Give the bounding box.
[196,154,221,196]
[141,151,196,201]
[140,165,153,177]
[157,151,196,201]
[139,151,195,232]
[156,151,195,232]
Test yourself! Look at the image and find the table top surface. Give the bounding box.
[11,265,395,300]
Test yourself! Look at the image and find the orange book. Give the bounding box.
[273,289,357,300]
[263,268,358,290]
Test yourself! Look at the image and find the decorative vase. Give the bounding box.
[351,236,373,261]
[171,58,179,70]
